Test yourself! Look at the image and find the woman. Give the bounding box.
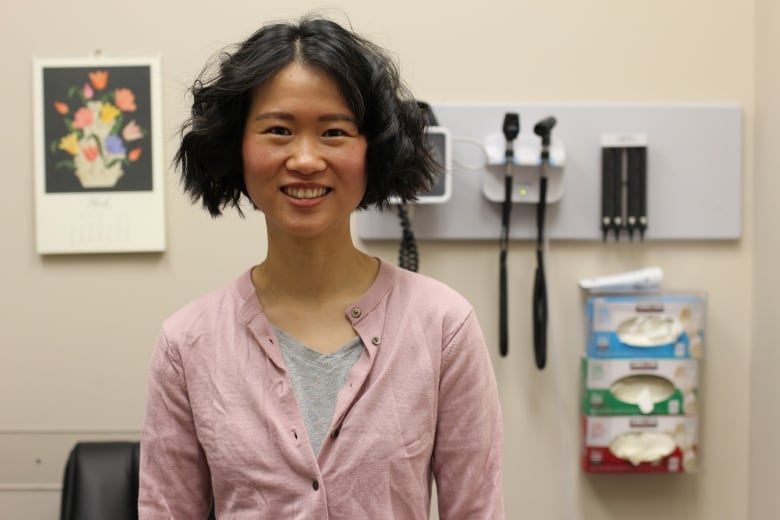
[139,15,504,519]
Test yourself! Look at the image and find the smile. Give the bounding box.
[281,186,331,199]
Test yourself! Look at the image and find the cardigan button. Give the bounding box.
[312,480,320,491]
[351,308,361,318]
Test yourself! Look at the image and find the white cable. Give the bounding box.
[451,135,489,171]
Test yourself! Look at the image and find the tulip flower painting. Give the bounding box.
[47,68,148,189]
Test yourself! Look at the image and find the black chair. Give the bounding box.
[60,441,216,520]
[60,441,140,520]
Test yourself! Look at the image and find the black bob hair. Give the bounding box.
[175,15,438,217]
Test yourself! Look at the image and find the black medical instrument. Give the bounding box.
[638,147,647,239]
[627,146,647,240]
[499,113,520,358]
[600,147,621,241]
[532,116,556,370]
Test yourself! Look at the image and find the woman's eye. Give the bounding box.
[322,128,348,137]
[266,126,291,136]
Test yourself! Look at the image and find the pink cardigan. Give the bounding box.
[139,259,504,519]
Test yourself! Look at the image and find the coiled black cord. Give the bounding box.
[397,205,419,272]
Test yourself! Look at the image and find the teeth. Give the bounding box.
[284,187,329,199]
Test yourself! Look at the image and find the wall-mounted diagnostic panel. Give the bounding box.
[357,103,742,241]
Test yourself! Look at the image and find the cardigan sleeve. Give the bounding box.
[433,310,505,519]
[138,329,212,519]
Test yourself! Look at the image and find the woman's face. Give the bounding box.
[242,62,367,240]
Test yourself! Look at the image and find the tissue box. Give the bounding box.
[582,357,698,416]
[582,416,698,473]
[586,294,706,359]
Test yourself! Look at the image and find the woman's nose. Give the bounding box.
[286,136,326,174]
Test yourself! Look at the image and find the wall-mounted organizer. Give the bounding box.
[356,103,742,241]
[600,133,648,241]
[581,293,706,473]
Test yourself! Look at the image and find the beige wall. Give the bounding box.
[0,0,770,518]
[750,0,780,517]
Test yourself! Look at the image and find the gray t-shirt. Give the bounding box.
[275,327,364,456]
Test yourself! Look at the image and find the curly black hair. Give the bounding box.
[175,15,437,217]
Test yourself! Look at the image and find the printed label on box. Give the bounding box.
[582,416,698,473]
[586,294,706,358]
[582,358,698,416]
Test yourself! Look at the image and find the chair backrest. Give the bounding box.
[60,441,140,520]
[60,441,216,520]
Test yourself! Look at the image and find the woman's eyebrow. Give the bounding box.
[250,112,357,124]
[319,114,357,124]
[250,111,294,122]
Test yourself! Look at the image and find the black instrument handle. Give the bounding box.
[499,168,512,357]
[601,147,614,241]
[636,147,648,238]
[499,250,508,357]
[627,147,642,240]
[532,260,547,369]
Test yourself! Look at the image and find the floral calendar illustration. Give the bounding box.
[33,56,165,254]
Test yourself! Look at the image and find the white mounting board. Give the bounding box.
[357,103,742,241]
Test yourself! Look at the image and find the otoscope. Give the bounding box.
[499,113,520,358]
[532,116,556,369]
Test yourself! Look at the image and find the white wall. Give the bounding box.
[0,1,766,518]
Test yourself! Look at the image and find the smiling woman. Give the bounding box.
[139,14,504,520]
[241,62,368,239]
[175,16,437,217]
